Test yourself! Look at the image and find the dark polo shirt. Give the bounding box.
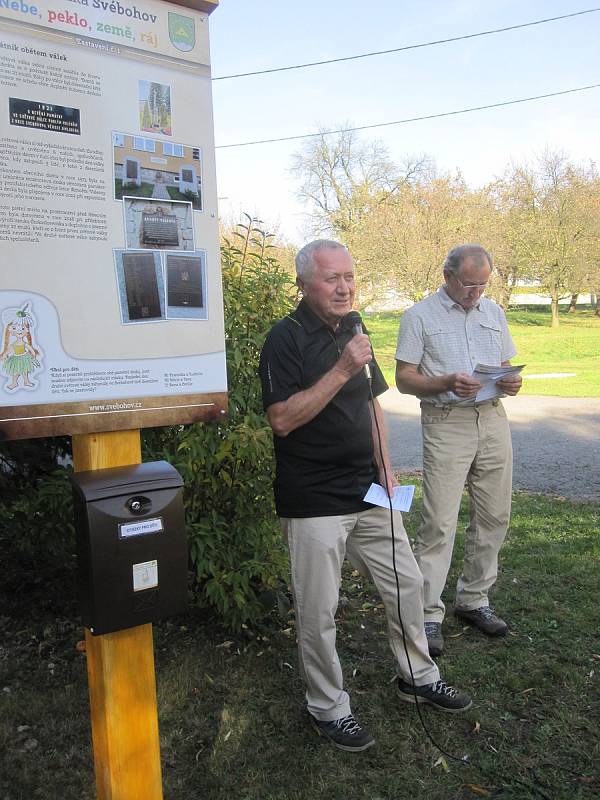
[259,300,388,518]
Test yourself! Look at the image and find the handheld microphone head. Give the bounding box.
[343,311,371,383]
[343,310,364,336]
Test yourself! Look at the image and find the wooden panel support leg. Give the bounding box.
[72,430,163,800]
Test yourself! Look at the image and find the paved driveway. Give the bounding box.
[379,390,600,502]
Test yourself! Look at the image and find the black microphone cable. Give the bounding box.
[359,327,470,765]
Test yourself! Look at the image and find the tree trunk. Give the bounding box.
[498,284,512,311]
[551,293,560,328]
[568,293,578,312]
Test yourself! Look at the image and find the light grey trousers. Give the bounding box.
[282,505,439,721]
[417,400,513,622]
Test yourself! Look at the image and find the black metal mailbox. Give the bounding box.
[70,461,188,635]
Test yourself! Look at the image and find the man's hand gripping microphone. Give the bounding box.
[344,311,372,384]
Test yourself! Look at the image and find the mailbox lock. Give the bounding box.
[127,495,151,515]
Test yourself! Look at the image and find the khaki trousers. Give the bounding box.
[282,506,439,722]
[416,400,513,622]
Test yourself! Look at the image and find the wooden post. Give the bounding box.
[72,430,163,800]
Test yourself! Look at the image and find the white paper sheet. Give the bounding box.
[364,483,415,512]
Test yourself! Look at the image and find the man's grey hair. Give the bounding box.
[295,240,347,282]
[443,244,493,275]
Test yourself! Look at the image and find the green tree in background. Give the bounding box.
[494,150,598,327]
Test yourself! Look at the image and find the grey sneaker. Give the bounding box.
[396,678,472,713]
[455,605,508,636]
[310,713,375,752]
[424,621,444,657]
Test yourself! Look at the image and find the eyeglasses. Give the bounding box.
[450,273,488,291]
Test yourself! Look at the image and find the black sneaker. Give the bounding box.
[310,713,375,752]
[455,605,508,636]
[424,621,444,657]
[396,678,472,713]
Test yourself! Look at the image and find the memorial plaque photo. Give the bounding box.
[126,159,140,180]
[141,212,179,247]
[122,253,163,320]
[167,255,203,308]
[181,168,194,183]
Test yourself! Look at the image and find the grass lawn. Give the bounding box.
[166,186,202,210]
[114,179,155,199]
[1,485,598,799]
[365,306,600,397]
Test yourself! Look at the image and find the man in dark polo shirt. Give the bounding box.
[259,240,472,753]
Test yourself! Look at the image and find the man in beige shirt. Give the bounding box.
[395,244,522,657]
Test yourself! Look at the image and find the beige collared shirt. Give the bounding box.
[395,287,516,405]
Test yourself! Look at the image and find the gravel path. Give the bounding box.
[379,390,600,502]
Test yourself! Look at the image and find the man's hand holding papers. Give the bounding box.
[470,363,524,402]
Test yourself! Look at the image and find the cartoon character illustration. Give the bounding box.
[0,303,43,392]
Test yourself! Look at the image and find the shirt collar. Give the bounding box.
[292,299,368,334]
[438,285,483,313]
[292,298,330,333]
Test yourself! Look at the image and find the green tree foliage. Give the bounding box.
[143,215,296,629]
[0,437,74,569]
[493,151,598,326]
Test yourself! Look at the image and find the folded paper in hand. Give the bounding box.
[467,363,525,403]
[364,483,415,512]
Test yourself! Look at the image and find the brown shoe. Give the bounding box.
[454,606,508,636]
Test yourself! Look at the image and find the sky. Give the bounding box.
[208,1,599,245]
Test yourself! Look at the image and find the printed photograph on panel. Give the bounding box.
[122,197,195,251]
[113,132,202,210]
[114,250,166,324]
[165,250,208,320]
[138,80,172,136]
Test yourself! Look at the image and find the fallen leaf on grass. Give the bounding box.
[520,688,535,694]
[471,721,481,734]
[577,776,595,784]
[223,730,232,742]
[433,756,449,772]
[216,641,234,649]
[447,632,465,639]
[465,784,491,797]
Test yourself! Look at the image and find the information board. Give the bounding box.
[0,0,226,440]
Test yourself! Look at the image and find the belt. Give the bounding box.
[421,398,500,411]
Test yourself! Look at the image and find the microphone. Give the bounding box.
[344,311,372,383]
